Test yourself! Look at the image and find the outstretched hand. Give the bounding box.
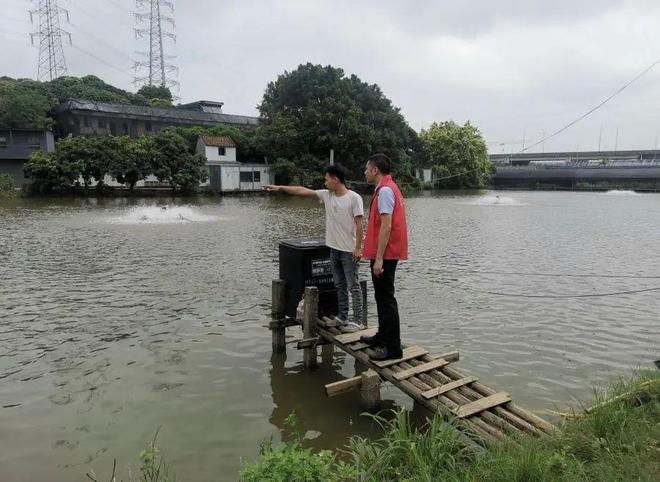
[263,185,280,192]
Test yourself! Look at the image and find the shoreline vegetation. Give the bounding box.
[88,369,659,481]
[239,369,660,482]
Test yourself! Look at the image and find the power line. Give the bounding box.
[458,284,660,299]
[70,44,134,79]
[449,269,660,280]
[432,55,660,184]
[520,56,660,154]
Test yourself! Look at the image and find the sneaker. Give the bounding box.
[330,316,347,327]
[339,321,365,333]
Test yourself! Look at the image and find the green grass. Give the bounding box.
[240,370,660,481]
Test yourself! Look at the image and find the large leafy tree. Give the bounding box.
[255,63,418,182]
[151,129,208,192]
[136,84,174,106]
[421,121,493,189]
[24,150,79,193]
[0,75,161,129]
[0,78,52,128]
[110,136,153,191]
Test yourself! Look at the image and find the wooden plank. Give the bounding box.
[325,376,362,397]
[372,345,429,368]
[334,327,377,344]
[393,358,450,381]
[349,342,370,351]
[435,350,459,363]
[454,392,511,419]
[422,376,478,399]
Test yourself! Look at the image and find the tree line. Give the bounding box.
[3,64,493,190]
[25,129,207,193]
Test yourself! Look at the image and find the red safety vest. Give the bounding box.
[363,175,409,261]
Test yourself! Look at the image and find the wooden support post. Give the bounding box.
[271,279,286,354]
[321,343,334,364]
[360,280,368,327]
[302,286,318,369]
[360,369,381,412]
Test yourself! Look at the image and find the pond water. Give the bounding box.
[1,191,658,481]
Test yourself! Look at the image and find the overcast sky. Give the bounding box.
[3,0,660,153]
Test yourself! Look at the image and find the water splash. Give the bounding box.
[106,205,219,224]
[463,195,525,206]
[603,190,640,196]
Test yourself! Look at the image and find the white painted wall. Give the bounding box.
[204,145,236,163]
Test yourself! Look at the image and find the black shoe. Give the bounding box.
[369,346,403,361]
[360,333,382,345]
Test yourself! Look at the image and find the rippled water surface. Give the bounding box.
[1,191,659,481]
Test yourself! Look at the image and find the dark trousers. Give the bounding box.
[370,259,400,350]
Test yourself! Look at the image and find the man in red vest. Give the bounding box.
[360,153,408,361]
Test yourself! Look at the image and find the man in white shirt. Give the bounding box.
[265,164,365,332]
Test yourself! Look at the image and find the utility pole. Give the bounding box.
[29,0,72,81]
[598,123,603,152]
[521,128,526,152]
[134,0,178,89]
[614,125,619,151]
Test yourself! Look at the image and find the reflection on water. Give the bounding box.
[0,192,659,480]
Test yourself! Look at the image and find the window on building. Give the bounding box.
[110,122,117,135]
[0,137,6,148]
[27,137,40,147]
[239,171,261,183]
[123,123,129,135]
[145,121,152,132]
[218,147,226,156]
[83,116,90,127]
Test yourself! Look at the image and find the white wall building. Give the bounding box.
[196,135,271,192]
[196,135,238,164]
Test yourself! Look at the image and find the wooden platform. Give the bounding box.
[270,280,556,444]
[315,316,557,443]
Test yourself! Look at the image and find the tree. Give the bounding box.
[151,129,208,192]
[110,136,153,191]
[55,136,118,190]
[0,78,52,128]
[136,84,173,106]
[0,75,171,130]
[255,63,417,181]
[24,150,78,193]
[420,121,493,189]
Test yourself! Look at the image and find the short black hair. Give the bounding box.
[324,163,347,184]
[367,153,392,174]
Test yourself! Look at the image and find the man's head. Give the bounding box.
[364,153,391,184]
[324,164,347,191]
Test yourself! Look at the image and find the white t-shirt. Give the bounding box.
[315,189,364,253]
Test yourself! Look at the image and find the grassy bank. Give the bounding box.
[240,370,660,481]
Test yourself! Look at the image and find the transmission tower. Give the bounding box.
[133,0,179,89]
[29,0,72,81]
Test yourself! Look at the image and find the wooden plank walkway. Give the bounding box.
[314,315,557,443]
[270,281,556,444]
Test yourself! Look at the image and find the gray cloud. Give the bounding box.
[3,0,660,152]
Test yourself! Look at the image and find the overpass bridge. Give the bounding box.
[489,150,660,188]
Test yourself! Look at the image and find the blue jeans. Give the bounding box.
[330,248,363,323]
